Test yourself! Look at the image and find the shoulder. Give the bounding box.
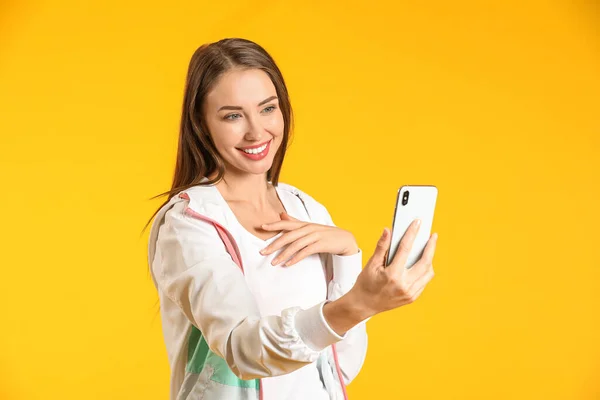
[154,192,229,262]
[177,184,222,216]
[154,184,228,224]
[150,184,227,249]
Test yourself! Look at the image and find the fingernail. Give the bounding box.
[433,233,438,240]
[272,258,279,265]
[416,219,421,226]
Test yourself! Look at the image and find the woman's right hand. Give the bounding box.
[350,219,438,318]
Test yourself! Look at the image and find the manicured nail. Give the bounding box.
[415,219,421,226]
[272,258,279,265]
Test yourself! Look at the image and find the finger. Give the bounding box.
[272,233,319,266]
[406,265,434,299]
[420,233,438,267]
[409,284,426,304]
[261,224,320,255]
[283,242,320,266]
[405,233,438,278]
[272,232,320,266]
[367,227,391,269]
[262,219,308,231]
[388,219,421,276]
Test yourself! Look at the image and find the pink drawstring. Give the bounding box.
[332,343,349,399]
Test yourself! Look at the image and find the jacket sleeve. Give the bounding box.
[152,200,348,380]
[321,209,369,386]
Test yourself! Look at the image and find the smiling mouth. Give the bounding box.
[237,139,271,154]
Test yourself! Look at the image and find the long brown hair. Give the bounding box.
[141,38,294,236]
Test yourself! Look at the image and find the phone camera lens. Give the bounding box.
[402,190,409,206]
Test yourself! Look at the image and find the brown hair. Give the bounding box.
[141,38,294,236]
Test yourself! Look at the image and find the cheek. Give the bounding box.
[266,111,285,135]
[209,123,244,150]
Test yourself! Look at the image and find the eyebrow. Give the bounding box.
[217,96,278,112]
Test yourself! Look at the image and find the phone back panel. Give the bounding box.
[386,185,438,269]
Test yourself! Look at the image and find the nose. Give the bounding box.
[244,114,264,141]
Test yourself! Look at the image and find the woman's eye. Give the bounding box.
[224,106,275,121]
[224,113,242,121]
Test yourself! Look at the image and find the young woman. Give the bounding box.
[145,38,438,400]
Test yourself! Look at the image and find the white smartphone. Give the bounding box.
[385,185,438,269]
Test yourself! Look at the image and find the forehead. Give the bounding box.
[205,68,276,108]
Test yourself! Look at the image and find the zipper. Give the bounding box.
[178,192,348,400]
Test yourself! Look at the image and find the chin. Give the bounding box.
[224,155,273,176]
[244,159,276,175]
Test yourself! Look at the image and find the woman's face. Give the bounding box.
[203,68,285,178]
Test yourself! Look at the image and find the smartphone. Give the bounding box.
[385,185,438,269]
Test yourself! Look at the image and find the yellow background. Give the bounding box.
[1,1,598,399]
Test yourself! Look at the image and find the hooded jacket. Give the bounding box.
[147,180,368,399]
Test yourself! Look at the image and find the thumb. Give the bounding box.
[369,227,391,267]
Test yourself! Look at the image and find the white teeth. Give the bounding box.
[242,143,268,154]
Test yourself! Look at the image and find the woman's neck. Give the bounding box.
[214,172,274,211]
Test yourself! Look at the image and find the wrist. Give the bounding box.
[322,289,373,336]
[340,245,359,256]
[340,235,360,256]
[344,288,375,321]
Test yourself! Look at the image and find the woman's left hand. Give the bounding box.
[259,212,359,266]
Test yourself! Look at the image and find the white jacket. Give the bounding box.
[147,181,368,399]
